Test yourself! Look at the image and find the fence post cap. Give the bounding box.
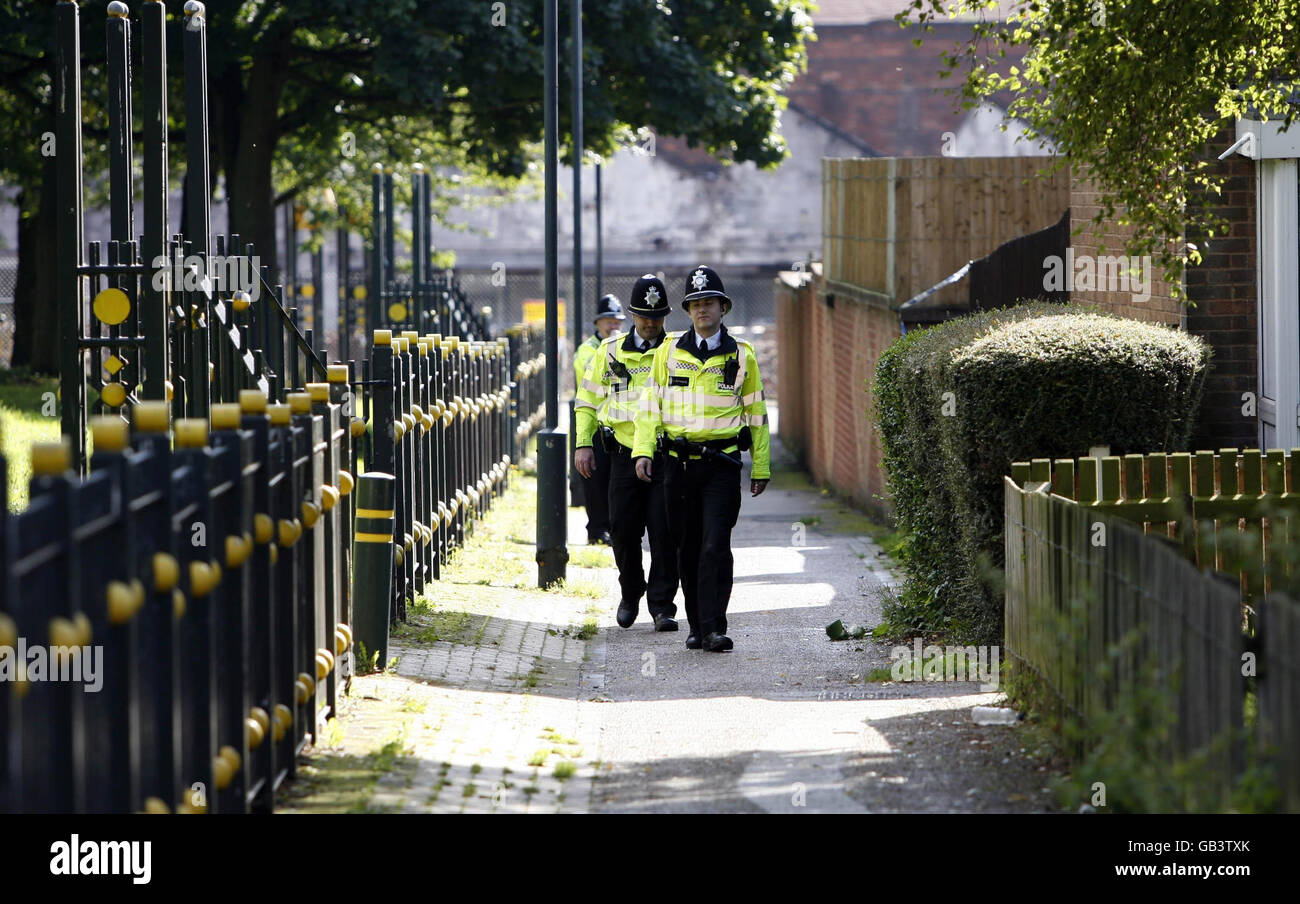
[238,389,268,414]
[306,382,331,403]
[210,403,241,430]
[31,440,71,477]
[268,404,291,426]
[288,392,312,414]
[327,364,350,384]
[108,2,130,18]
[373,329,392,346]
[175,419,208,448]
[91,416,130,453]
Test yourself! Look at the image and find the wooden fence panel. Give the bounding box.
[1006,471,1287,808]
[1260,594,1300,811]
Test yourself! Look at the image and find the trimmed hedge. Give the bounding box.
[873,303,1211,644]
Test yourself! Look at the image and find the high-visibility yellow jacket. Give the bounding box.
[632,325,770,479]
[574,334,602,392]
[575,329,671,451]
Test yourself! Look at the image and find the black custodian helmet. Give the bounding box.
[683,265,731,312]
[627,274,671,317]
[594,293,626,323]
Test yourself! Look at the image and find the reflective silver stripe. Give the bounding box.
[580,378,606,395]
[575,400,598,411]
[662,412,709,429]
[746,413,768,426]
[689,391,739,407]
[742,390,765,405]
[664,412,744,431]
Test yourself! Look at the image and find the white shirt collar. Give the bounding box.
[696,329,721,351]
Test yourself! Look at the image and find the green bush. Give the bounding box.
[873,303,1210,644]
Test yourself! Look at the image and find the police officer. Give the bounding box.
[574,293,625,544]
[633,266,769,652]
[574,275,680,630]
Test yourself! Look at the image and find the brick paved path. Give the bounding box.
[285,426,1064,814]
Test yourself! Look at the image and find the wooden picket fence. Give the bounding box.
[1005,452,1300,811]
[1010,448,1300,599]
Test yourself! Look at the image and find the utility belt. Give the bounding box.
[596,425,623,454]
[658,427,751,468]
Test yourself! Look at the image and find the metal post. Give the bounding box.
[423,169,434,286]
[312,243,324,339]
[538,0,567,587]
[141,0,169,402]
[383,172,396,291]
[338,213,350,361]
[182,2,211,419]
[107,7,133,246]
[370,165,384,334]
[55,1,87,471]
[571,0,583,358]
[283,203,297,311]
[412,166,425,332]
[595,161,603,303]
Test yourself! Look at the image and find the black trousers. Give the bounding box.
[582,438,611,538]
[664,455,742,636]
[608,448,678,616]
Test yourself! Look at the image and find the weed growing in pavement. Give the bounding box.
[569,545,614,568]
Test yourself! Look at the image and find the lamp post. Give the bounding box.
[571,0,583,356]
[537,0,568,587]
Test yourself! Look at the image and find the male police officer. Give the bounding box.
[633,266,769,652]
[575,275,680,630]
[573,294,625,545]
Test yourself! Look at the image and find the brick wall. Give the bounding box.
[1068,165,1181,324]
[788,22,1026,157]
[1185,131,1258,451]
[1067,133,1258,451]
[777,269,898,515]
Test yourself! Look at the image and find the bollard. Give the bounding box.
[352,473,396,671]
[536,428,569,588]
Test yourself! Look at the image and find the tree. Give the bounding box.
[1,0,813,371]
[898,0,1300,298]
[0,2,106,372]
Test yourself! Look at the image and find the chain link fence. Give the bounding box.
[0,254,16,368]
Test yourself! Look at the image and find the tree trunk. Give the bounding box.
[224,31,291,281]
[10,152,60,374]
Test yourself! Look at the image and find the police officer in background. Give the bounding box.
[573,294,625,545]
[633,266,769,652]
[574,275,680,630]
